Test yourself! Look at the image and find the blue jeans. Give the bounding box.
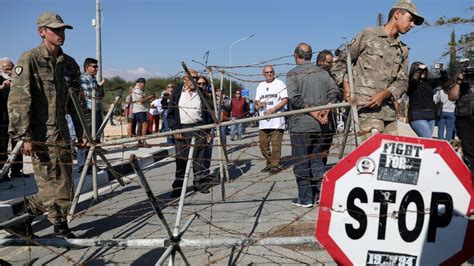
[231,119,244,139]
[220,126,227,146]
[161,110,173,144]
[437,112,455,140]
[410,119,435,138]
[290,132,325,205]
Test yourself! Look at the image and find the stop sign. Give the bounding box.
[316,134,474,265]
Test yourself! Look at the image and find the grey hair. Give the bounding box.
[294,43,312,61]
[0,57,13,65]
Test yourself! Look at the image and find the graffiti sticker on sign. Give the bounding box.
[377,141,423,185]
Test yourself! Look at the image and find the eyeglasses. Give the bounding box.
[264,71,274,74]
[197,82,207,86]
[236,93,241,95]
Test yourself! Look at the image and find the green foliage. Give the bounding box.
[435,16,474,26]
[431,6,473,76]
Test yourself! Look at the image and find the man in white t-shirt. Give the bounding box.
[255,65,289,174]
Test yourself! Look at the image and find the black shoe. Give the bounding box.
[9,172,29,179]
[170,189,182,198]
[54,222,76,239]
[200,188,210,194]
[194,185,211,194]
[261,166,271,173]
[269,165,283,174]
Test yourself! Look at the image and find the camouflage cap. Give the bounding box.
[37,12,73,29]
[392,0,424,26]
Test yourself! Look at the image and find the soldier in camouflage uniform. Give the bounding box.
[7,12,78,238]
[331,0,424,141]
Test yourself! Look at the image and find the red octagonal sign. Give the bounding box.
[316,134,474,265]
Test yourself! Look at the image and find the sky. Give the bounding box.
[2,0,472,94]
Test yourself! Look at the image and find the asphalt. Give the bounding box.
[0,129,175,223]
[0,119,419,223]
[2,119,471,265]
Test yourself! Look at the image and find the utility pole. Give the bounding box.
[229,34,255,98]
[95,0,103,81]
[377,13,383,27]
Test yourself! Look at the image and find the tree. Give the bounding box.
[434,6,473,61]
[448,30,459,80]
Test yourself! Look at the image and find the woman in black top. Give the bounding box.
[407,62,448,138]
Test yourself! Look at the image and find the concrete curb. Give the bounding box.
[0,146,174,222]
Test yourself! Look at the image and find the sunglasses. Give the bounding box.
[185,76,199,81]
[264,71,274,74]
[89,65,99,68]
[197,82,207,86]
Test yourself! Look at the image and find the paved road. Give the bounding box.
[0,126,339,265]
[0,119,430,265]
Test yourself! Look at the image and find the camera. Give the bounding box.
[434,63,443,70]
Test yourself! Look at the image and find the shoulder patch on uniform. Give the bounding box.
[14,66,23,76]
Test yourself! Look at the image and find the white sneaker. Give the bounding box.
[291,199,313,208]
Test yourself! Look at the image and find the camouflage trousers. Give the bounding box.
[358,117,398,142]
[28,142,73,225]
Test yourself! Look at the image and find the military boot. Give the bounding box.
[53,222,76,239]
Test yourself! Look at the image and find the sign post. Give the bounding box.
[316,134,474,265]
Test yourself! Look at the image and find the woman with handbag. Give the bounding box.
[407,62,449,138]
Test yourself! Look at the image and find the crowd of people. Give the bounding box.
[1,0,473,240]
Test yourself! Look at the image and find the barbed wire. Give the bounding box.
[0,46,462,264]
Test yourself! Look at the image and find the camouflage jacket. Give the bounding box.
[8,43,71,143]
[331,26,409,121]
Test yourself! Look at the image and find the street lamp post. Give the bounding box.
[229,34,255,98]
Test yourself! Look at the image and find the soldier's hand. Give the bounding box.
[364,90,391,108]
[342,81,351,101]
[23,141,33,156]
[173,133,183,140]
